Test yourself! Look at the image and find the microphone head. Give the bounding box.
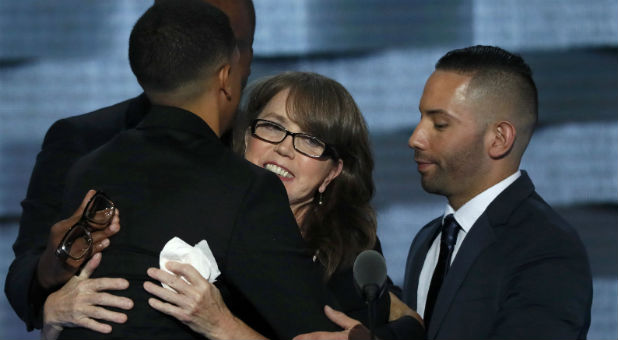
[353,250,387,301]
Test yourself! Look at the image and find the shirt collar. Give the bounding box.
[137,104,220,143]
[443,170,521,233]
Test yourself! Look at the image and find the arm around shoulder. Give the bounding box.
[6,118,92,330]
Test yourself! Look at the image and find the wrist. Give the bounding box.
[212,312,266,340]
[37,249,59,289]
[208,310,239,340]
[224,315,268,340]
[42,297,61,331]
[42,322,63,340]
[37,248,75,290]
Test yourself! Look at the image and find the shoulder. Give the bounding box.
[488,173,587,255]
[216,150,285,198]
[42,95,144,150]
[510,192,582,243]
[492,191,590,269]
[215,152,294,236]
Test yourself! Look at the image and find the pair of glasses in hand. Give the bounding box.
[55,191,115,261]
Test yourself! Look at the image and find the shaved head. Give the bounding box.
[206,0,255,87]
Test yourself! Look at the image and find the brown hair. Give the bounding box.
[234,72,376,279]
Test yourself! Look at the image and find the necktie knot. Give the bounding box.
[441,214,460,251]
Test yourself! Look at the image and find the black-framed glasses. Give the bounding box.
[250,119,339,159]
[55,191,115,261]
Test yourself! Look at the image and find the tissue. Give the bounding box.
[159,237,220,290]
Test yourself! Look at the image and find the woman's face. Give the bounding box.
[244,89,343,215]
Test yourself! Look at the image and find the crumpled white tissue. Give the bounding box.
[159,237,220,290]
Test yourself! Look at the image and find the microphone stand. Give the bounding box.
[369,298,376,340]
[353,249,387,340]
[365,284,379,340]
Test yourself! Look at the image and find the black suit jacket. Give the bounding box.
[58,105,339,339]
[403,171,592,339]
[5,94,150,330]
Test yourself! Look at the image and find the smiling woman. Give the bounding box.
[244,89,344,225]
[238,72,376,277]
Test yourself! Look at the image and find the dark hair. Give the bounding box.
[235,72,376,279]
[129,0,236,98]
[436,45,538,149]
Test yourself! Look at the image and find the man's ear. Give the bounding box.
[217,63,232,102]
[488,121,516,159]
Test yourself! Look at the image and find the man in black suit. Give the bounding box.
[266,46,593,340]
[403,45,593,339]
[5,0,255,333]
[53,1,340,338]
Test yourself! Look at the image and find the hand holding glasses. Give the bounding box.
[55,191,116,261]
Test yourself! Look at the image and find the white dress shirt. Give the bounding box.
[416,170,521,318]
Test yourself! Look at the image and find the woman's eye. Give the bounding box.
[306,138,322,147]
[300,136,323,148]
[261,123,281,131]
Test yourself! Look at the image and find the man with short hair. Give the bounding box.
[404,45,592,339]
[296,45,593,340]
[5,0,257,333]
[56,0,338,338]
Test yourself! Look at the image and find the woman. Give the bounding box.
[43,72,421,339]
[238,71,375,278]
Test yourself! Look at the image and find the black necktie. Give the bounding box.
[424,214,460,328]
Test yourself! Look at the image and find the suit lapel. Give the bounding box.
[427,213,496,338]
[403,218,441,308]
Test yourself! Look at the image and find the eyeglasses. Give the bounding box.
[250,119,339,159]
[55,191,115,261]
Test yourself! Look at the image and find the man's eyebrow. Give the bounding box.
[420,109,462,123]
[425,109,447,116]
[419,108,449,117]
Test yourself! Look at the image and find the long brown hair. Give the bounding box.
[234,72,376,279]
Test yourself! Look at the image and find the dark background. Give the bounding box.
[1,1,616,338]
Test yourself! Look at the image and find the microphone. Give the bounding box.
[354,249,387,301]
[353,250,387,340]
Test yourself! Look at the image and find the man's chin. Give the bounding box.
[420,178,444,196]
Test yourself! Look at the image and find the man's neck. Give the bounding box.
[448,169,521,211]
[448,167,520,210]
[177,94,223,137]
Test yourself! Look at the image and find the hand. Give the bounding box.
[42,253,133,340]
[144,262,266,340]
[293,305,361,340]
[388,292,424,327]
[37,189,121,289]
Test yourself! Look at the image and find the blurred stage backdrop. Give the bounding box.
[1,0,616,338]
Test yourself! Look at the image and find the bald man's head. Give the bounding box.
[206,0,255,87]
